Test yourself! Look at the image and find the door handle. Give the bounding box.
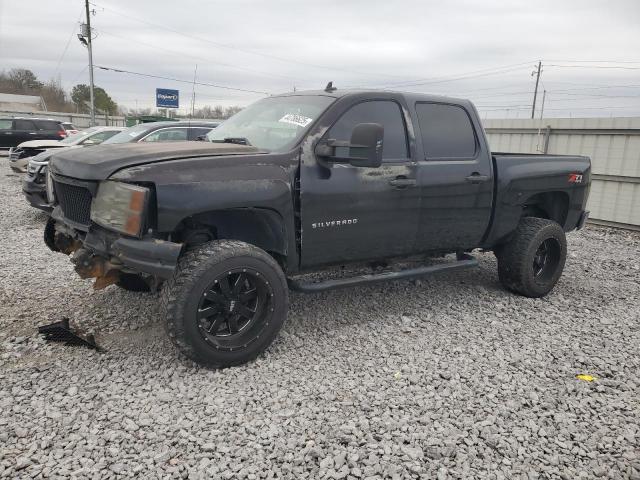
[465,173,490,184]
[389,177,417,188]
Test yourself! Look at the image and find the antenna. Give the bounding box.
[324,81,336,92]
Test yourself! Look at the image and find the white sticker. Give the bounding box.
[279,113,313,128]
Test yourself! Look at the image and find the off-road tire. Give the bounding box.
[116,273,151,292]
[160,240,288,368]
[44,217,59,252]
[496,217,567,298]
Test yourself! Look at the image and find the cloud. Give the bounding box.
[1,0,639,117]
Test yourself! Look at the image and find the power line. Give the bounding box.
[543,59,640,64]
[95,65,271,95]
[89,1,414,81]
[96,28,303,83]
[54,10,84,78]
[546,64,640,70]
[352,61,537,89]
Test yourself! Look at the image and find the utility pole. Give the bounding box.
[539,89,546,120]
[536,89,547,152]
[190,64,198,118]
[531,61,542,119]
[84,0,96,126]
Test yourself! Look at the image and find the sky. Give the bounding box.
[0,0,639,118]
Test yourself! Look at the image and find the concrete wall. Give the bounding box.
[483,117,640,230]
[0,109,126,128]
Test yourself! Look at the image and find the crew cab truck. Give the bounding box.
[44,87,591,367]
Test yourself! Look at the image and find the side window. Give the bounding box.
[36,120,60,131]
[327,100,408,161]
[14,120,36,130]
[82,131,115,144]
[142,128,188,142]
[0,119,12,130]
[188,127,213,140]
[415,103,477,159]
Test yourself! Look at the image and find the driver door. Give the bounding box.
[300,99,420,268]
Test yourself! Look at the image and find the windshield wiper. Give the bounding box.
[211,137,252,146]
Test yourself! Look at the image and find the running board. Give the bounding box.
[287,254,478,293]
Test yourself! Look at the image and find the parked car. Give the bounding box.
[0,117,68,152]
[23,122,217,212]
[43,89,590,368]
[100,120,219,145]
[62,122,79,135]
[10,126,124,173]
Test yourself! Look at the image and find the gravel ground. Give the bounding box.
[0,167,639,480]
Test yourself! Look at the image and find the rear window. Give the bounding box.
[14,119,36,130]
[189,127,214,140]
[415,103,477,159]
[62,122,76,129]
[0,119,12,129]
[35,120,61,131]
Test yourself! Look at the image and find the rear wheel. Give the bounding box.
[160,240,288,368]
[496,217,567,298]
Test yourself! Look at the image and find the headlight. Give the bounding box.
[46,169,55,204]
[90,181,150,237]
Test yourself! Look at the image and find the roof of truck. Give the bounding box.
[272,88,474,107]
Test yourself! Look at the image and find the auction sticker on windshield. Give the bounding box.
[279,113,313,128]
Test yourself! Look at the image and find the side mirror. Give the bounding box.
[316,123,383,168]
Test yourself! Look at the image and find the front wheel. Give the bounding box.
[160,240,288,368]
[495,217,567,298]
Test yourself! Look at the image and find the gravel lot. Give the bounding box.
[1,167,639,479]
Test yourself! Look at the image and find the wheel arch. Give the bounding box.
[522,191,570,227]
[171,207,290,267]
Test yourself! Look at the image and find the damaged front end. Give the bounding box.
[72,247,122,290]
[44,217,183,291]
[44,170,183,289]
[45,217,122,289]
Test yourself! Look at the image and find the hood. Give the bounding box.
[49,141,265,180]
[17,140,64,149]
[32,145,80,163]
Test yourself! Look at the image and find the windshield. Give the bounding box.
[59,127,100,145]
[206,95,334,151]
[102,123,155,144]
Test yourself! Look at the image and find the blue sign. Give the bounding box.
[156,88,179,108]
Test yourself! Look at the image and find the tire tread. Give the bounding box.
[496,217,566,298]
[160,240,287,367]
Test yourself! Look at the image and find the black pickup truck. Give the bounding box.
[44,87,591,367]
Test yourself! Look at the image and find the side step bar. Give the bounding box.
[288,254,478,293]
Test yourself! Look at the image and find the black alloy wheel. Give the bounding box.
[196,268,274,351]
[495,217,567,298]
[532,238,562,282]
[161,240,288,368]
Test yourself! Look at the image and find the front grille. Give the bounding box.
[9,149,21,161]
[54,180,92,225]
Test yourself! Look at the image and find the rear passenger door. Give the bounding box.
[0,119,13,148]
[413,102,493,251]
[12,119,38,145]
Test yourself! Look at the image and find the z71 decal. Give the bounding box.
[568,173,584,184]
